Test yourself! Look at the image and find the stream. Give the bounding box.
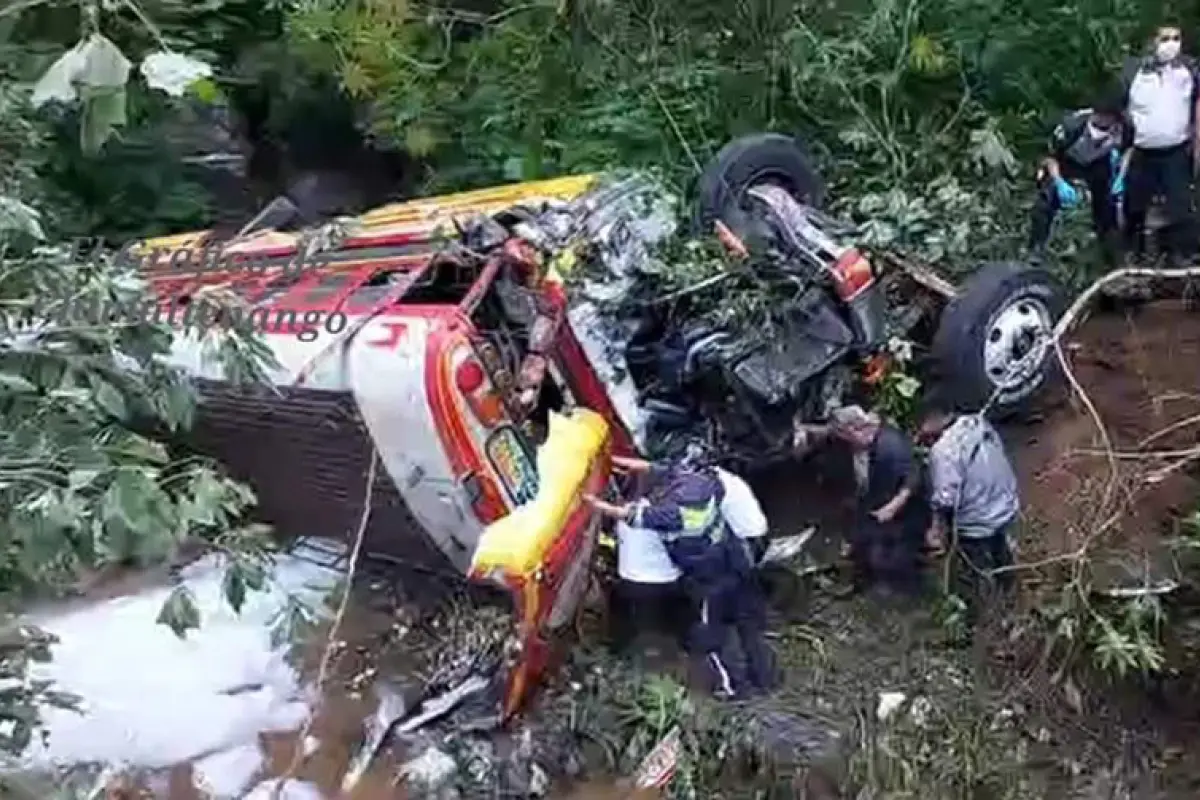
[1,536,662,799]
[8,539,370,798]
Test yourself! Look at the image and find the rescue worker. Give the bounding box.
[607,470,691,656]
[607,444,770,656]
[715,463,770,567]
[917,395,1020,617]
[1028,97,1130,261]
[1119,24,1200,262]
[586,450,775,699]
[795,406,928,596]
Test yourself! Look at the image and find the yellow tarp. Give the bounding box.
[471,409,609,578]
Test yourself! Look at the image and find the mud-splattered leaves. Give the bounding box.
[0,626,77,759]
[221,556,268,615]
[88,373,128,421]
[157,585,201,639]
[79,85,127,156]
[270,595,319,651]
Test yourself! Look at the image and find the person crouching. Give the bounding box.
[798,405,929,596]
[917,394,1020,619]
[586,452,775,699]
[606,471,691,656]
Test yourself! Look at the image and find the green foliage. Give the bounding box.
[848,691,1035,799]
[1,1,263,242]
[0,209,285,754]
[1029,571,1169,687]
[1088,594,1166,676]
[274,0,1197,275]
[871,337,923,427]
[39,89,218,240]
[562,662,778,799]
[0,626,77,757]
[0,1,288,751]
[0,231,280,590]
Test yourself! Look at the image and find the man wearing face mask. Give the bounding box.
[1028,97,1130,262]
[1120,25,1200,262]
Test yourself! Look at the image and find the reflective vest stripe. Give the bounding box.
[663,498,723,543]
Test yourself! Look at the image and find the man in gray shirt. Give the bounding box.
[918,395,1019,607]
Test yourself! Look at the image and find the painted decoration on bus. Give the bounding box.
[485,426,539,506]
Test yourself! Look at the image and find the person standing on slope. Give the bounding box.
[1028,96,1130,263]
[1119,24,1200,263]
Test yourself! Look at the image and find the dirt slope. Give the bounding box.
[1007,300,1200,588]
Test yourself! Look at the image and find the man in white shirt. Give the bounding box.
[715,466,770,564]
[1121,25,1200,261]
[608,478,689,656]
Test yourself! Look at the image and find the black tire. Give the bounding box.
[693,133,826,237]
[931,262,1064,417]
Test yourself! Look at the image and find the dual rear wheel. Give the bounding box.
[693,133,1063,417]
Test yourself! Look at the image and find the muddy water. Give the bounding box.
[6,537,632,799]
[9,539,405,799]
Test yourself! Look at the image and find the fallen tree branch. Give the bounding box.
[1071,447,1200,460]
[1096,580,1180,599]
[1050,266,1200,530]
[1144,447,1200,485]
[1053,266,1200,339]
[1139,412,1200,448]
[992,266,1200,582]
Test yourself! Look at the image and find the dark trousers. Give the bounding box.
[1029,158,1118,255]
[952,524,1015,622]
[689,577,775,696]
[1124,143,1194,259]
[850,515,925,595]
[609,579,692,653]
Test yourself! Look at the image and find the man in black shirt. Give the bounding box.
[1028,97,1129,261]
[798,405,930,596]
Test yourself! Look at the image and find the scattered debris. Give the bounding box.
[632,726,682,790]
[243,778,324,799]
[341,671,496,793]
[761,528,816,566]
[876,692,907,721]
[399,746,458,797]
